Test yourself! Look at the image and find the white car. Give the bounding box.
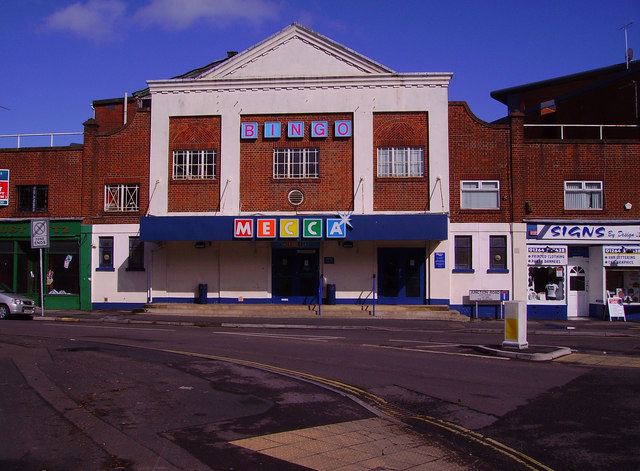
[0,284,36,319]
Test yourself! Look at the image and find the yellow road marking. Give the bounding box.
[161,348,554,471]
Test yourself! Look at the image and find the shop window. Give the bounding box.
[528,266,565,301]
[564,181,602,210]
[127,237,144,271]
[172,149,216,179]
[0,241,13,289]
[460,181,499,209]
[489,235,508,272]
[273,148,319,179]
[606,270,640,303]
[98,237,114,270]
[105,184,139,211]
[454,235,473,272]
[377,147,424,177]
[46,240,79,295]
[18,185,48,212]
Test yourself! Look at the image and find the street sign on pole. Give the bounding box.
[31,219,50,249]
[31,219,49,317]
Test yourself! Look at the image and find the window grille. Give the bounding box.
[105,184,139,211]
[377,147,424,177]
[173,150,216,179]
[273,148,319,179]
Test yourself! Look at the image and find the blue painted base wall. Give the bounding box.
[92,297,452,310]
[527,305,567,320]
[452,304,504,319]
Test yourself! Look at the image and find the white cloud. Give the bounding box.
[133,0,280,30]
[44,0,128,42]
[43,0,281,42]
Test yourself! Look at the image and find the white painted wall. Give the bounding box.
[449,223,513,305]
[91,224,148,305]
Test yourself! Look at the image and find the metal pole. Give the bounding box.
[39,248,45,317]
[621,22,633,69]
[372,274,376,317]
[318,273,322,316]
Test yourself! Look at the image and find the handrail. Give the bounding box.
[317,273,323,316]
[372,273,376,317]
[0,132,83,148]
[523,123,638,140]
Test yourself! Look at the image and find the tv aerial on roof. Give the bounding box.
[620,21,633,69]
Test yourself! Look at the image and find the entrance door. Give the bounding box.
[377,248,425,304]
[272,249,319,304]
[568,264,588,317]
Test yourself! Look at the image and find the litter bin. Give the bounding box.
[326,284,336,305]
[198,283,208,304]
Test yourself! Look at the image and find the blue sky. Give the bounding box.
[1,0,638,146]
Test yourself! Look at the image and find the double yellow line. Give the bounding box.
[162,348,554,471]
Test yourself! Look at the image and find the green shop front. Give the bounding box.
[0,220,91,310]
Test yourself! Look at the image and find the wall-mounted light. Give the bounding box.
[194,241,207,249]
[624,202,633,210]
[525,201,533,214]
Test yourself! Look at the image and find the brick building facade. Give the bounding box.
[448,77,640,319]
[1,24,638,320]
[0,96,150,310]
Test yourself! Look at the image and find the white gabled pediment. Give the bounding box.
[197,23,394,80]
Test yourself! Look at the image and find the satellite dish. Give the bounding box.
[628,48,634,61]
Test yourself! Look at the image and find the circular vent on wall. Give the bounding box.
[288,189,304,206]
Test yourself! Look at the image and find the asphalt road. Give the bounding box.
[1,316,639,470]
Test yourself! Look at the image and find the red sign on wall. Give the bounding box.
[0,170,8,206]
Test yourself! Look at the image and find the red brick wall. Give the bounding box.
[520,140,640,220]
[373,112,429,211]
[0,147,83,218]
[239,113,353,212]
[448,103,512,223]
[84,108,151,224]
[168,116,221,212]
[93,100,141,134]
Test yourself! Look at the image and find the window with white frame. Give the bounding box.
[377,147,424,177]
[273,148,319,179]
[564,181,603,210]
[104,184,139,211]
[460,180,500,209]
[173,149,216,179]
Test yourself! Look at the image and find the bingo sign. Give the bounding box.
[0,170,8,206]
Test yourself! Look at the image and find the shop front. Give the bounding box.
[140,214,448,306]
[0,220,91,310]
[603,245,640,320]
[526,223,640,320]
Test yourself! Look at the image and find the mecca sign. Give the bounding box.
[0,170,8,206]
[234,217,349,239]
